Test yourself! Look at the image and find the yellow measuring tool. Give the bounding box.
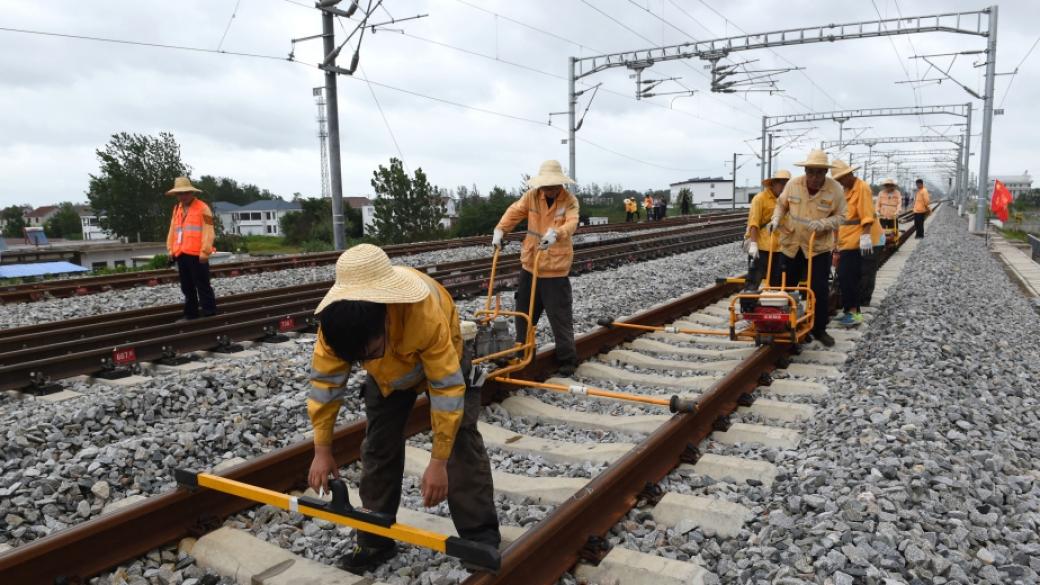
[174,470,500,572]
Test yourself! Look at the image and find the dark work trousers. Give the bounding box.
[880,218,897,231]
[625,212,635,223]
[858,246,883,307]
[358,370,500,549]
[745,250,784,290]
[837,250,862,313]
[782,250,832,335]
[914,213,926,238]
[175,253,217,319]
[514,269,578,368]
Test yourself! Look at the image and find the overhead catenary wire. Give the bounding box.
[998,34,1040,109]
[217,0,245,51]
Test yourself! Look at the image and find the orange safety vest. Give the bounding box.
[170,198,210,257]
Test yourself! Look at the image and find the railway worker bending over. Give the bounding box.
[165,177,217,320]
[913,178,931,239]
[831,160,877,327]
[491,160,581,376]
[744,169,791,290]
[306,244,500,573]
[769,149,847,347]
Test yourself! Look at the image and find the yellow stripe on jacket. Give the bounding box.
[495,187,580,278]
[307,269,465,460]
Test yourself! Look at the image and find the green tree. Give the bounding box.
[370,158,446,244]
[280,197,334,245]
[44,202,83,239]
[454,187,517,237]
[87,132,189,242]
[677,188,693,214]
[194,175,278,206]
[1,205,27,238]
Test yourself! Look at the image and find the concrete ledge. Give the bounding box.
[781,362,841,379]
[500,396,668,435]
[193,527,383,585]
[712,422,800,449]
[681,453,777,488]
[648,332,748,348]
[791,349,848,366]
[144,360,209,373]
[91,374,152,387]
[651,492,752,538]
[577,362,718,391]
[37,389,83,403]
[478,422,633,465]
[575,546,708,585]
[203,349,261,360]
[742,398,814,422]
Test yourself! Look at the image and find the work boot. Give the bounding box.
[557,362,577,377]
[814,330,836,347]
[338,543,397,574]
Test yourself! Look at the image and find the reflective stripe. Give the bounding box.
[429,368,464,389]
[310,369,349,387]
[289,496,299,513]
[841,219,860,226]
[555,207,566,217]
[390,362,425,390]
[182,226,203,232]
[429,393,465,412]
[788,214,812,224]
[307,385,349,403]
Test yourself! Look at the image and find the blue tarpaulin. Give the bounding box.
[0,261,90,279]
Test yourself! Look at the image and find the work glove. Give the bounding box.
[747,241,759,258]
[807,219,826,232]
[539,228,557,249]
[491,229,504,250]
[768,218,780,232]
[859,234,873,255]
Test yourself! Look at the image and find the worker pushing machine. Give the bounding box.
[744,169,791,291]
[165,177,217,320]
[491,160,580,376]
[913,178,931,238]
[306,244,500,572]
[769,149,847,347]
[831,160,877,327]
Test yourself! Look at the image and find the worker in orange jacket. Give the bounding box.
[830,161,876,327]
[492,160,581,375]
[644,194,655,221]
[165,177,217,319]
[913,179,931,238]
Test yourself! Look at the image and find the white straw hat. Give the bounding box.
[761,169,792,187]
[165,176,202,196]
[527,160,576,189]
[830,159,860,179]
[881,177,898,186]
[315,244,430,313]
[794,149,835,169]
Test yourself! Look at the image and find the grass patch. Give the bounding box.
[1000,228,1030,242]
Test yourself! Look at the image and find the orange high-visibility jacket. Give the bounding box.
[307,270,465,460]
[838,178,877,250]
[771,175,847,258]
[913,187,931,213]
[876,189,902,220]
[166,198,216,258]
[495,187,580,278]
[643,196,653,210]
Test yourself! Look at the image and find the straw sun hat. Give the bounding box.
[527,160,576,189]
[315,244,430,313]
[794,149,835,169]
[881,177,898,187]
[830,159,860,179]
[761,169,792,187]
[165,176,202,196]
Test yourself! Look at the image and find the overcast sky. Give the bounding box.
[1,0,1036,208]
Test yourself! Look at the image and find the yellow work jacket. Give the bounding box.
[624,199,637,213]
[307,270,465,460]
[771,175,847,258]
[643,197,653,210]
[876,189,902,220]
[913,188,931,213]
[746,188,779,252]
[166,198,216,259]
[496,187,580,278]
[838,179,877,251]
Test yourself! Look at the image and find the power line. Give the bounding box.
[998,34,1040,109]
[625,0,698,42]
[452,0,599,52]
[217,0,245,51]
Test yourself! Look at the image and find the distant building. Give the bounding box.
[993,172,1032,198]
[24,205,59,227]
[213,199,301,236]
[359,195,458,236]
[669,177,739,209]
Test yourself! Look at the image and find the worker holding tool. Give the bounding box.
[306,244,500,573]
[831,160,876,327]
[769,149,847,347]
[492,160,581,376]
[165,176,217,320]
[913,178,931,238]
[875,178,902,231]
[858,181,885,308]
[743,169,791,290]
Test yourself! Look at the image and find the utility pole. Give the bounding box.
[568,57,578,186]
[313,87,331,201]
[731,153,737,209]
[320,4,347,250]
[976,10,996,235]
[963,103,973,206]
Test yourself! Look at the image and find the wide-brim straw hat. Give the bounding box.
[315,244,430,313]
[794,149,834,169]
[527,160,576,189]
[165,176,202,196]
[830,159,860,179]
[761,169,792,187]
[881,177,898,187]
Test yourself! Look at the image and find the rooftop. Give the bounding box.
[669,177,731,186]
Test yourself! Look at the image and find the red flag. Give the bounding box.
[990,179,1012,222]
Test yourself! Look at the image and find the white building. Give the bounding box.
[359,195,459,236]
[669,177,738,209]
[992,172,1032,198]
[214,200,301,236]
[76,206,114,240]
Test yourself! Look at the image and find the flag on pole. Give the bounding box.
[990,180,1013,222]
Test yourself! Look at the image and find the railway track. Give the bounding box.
[0,212,745,304]
[0,212,928,584]
[0,218,746,392]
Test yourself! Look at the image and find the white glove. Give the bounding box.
[539,228,557,249]
[768,218,780,232]
[879,231,886,246]
[491,229,504,249]
[859,234,873,255]
[747,241,759,258]
[807,219,826,232]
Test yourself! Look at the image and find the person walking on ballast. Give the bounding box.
[307,244,500,572]
[913,178,931,238]
[492,160,581,376]
[165,177,217,320]
[769,149,847,348]
[831,160,876,327]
